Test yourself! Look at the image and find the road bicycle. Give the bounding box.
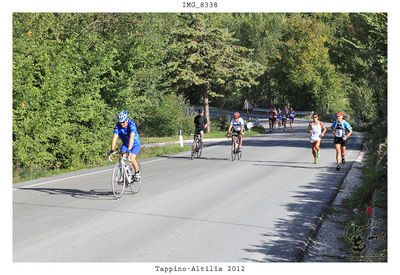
[108,150,142,199]
[228,132,242,161]
[191,132,203,160]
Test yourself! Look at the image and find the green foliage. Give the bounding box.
[140,94,193,137]
[210,117,231,131]
[329,13,387,121]
[12,12,387,180]
[164,13,265,130]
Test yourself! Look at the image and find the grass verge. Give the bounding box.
[13,145,191,184]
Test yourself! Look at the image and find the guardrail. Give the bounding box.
[194,106,348,120]
[252,107,313,117]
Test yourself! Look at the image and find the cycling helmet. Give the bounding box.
[117,110,129,123]
[233,112,240,118]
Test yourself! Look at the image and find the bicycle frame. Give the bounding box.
[109,150,142,199]
[191,133,203,159]
[228,132,242,161]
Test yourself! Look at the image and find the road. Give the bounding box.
[13,119,363,262]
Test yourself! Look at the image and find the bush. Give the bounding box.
[140,94,193,137]
[211,116,231,131]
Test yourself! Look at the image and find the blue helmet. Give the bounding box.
[117,110,128,123]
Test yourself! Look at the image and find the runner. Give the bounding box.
[277,108,282,129]
[268,107,275,132]
[273,107,278,130]
[289,107,296,130]
[307,113,327,164]
[282,106,289,131]
[331,112,353,171]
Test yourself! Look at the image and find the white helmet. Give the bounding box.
[117,110,128,123]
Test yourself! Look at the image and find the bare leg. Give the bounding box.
[311,142,316,158]
[130,154,139,173]
[335,144,341,165]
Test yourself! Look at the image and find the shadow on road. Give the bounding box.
[241,167,349,262]
[240,138,363,262]
[16,187,116,200]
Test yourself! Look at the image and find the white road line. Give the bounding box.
[12,168,113,190]
[13,145,222,191]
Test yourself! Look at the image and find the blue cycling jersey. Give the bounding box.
[113,119,141,146]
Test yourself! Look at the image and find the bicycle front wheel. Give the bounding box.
[197,141,203,158]
[112,163,125,199]
[130,161,142,194]
[231,143,236,161]
[191,142,196,160]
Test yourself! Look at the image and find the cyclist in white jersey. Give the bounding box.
[307,112,327,164]
[227,112,245,152]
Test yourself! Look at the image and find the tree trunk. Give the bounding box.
[203,82,211,133]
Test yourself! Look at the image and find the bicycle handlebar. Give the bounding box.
[108,149,129,162]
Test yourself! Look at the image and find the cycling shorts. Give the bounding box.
[121,143,141,157]
[334,137,348,146]
[195,127,205,134]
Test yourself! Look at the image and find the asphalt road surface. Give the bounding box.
[13,119,363,262]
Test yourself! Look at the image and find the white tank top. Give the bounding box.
[310,122,322,139]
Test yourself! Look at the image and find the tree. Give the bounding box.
[164,13,264,131]
[270,14,346,112]
[329,13,387,121]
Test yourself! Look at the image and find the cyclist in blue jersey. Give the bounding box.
[331,112,353,171]
[107,110,141,180]
[227,112,245,152]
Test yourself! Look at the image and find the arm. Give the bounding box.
[320,122,327,137]
[128,132,135,151]
[307,123,312,133]
[343,129,353,140]
[111,134,118,151]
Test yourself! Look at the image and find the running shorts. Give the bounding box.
[334,137,348,146]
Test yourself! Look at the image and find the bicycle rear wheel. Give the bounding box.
[111,163,125,199]
[237,147,242,160]
[130,161,142,194]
